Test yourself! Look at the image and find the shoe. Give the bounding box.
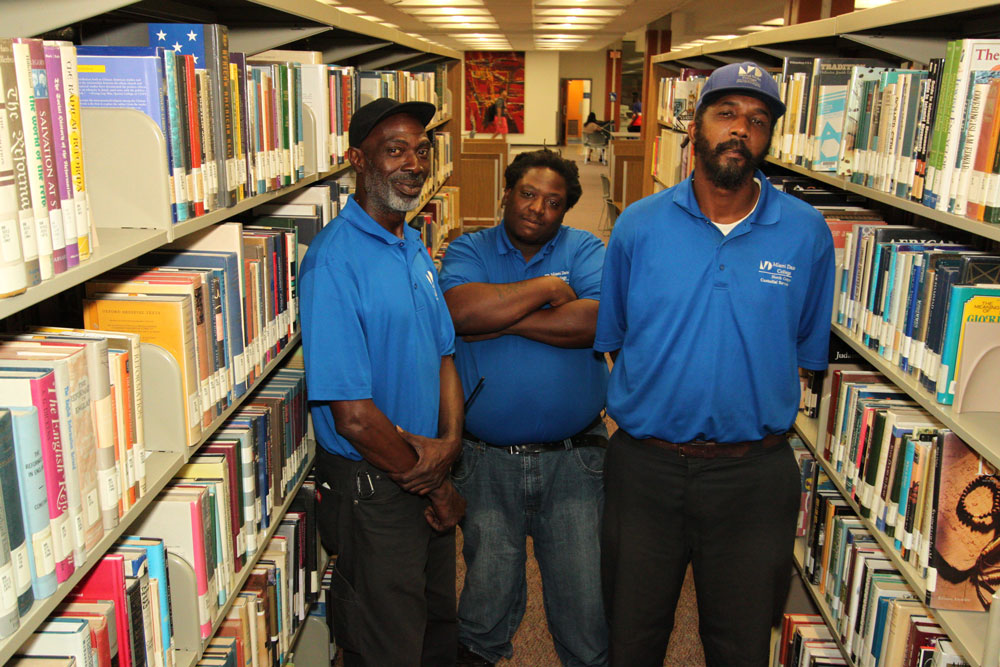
[456,643,495,666]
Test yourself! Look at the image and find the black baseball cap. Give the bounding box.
[348,98,437,148]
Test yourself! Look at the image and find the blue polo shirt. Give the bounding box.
[299,195,455,459]
[595,170,835,443]
[439,225,609,445]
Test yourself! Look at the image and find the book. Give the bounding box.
[0,39,40,288]
[72,553,137,667]
[10,38,55,280]
[121,536,172,667]
[83,293,202,447]
[926,431,999,611]
[19,616,95,667]
[0,369,73,582]
[57,599,119,666]
[0,407,34,617]
[53,606,113,667]
[0,344,103,566]
[130,486,217,638]
[8,406,57,600]
[936,285,1000,404]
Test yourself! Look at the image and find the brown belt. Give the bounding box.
[638,432,788,459]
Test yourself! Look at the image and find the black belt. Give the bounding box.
[464,416,606,455]
[639,432,788,459]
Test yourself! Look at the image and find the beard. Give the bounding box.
[363,168,424,213]
[693,129,769,190]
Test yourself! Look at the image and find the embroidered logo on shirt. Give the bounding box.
[759,260,795,287]
[545,270,570,284]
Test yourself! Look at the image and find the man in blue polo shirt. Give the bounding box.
[439,149,610,667]
[595,63,835,666]
[299,98,465,666]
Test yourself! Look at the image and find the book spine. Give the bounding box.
[196,70,217,212]
[161,50,189,223]
[42,43,79,270]
[10,407,57,600]
[0,409,34,615]
[0,39,40,288]
[182,56,205,218]
[26,39,67,275]
[29,373,74,581]
[11,38,54,280]
[189,498,214,638]
[218,26,236,205]
[57,44,91,261]
[0,58,27,298]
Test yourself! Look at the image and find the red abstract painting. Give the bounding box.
[464,51,525,134]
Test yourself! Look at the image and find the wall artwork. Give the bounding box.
[464,51,525,134]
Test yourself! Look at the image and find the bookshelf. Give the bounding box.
[793,414,995,667]
[645,2,1000,664]
[791,536,857,667]
[0,0,462,662]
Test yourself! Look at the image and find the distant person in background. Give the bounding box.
[583,112,609,164]
[485,93,510,140]
[629,91,642,116]
[583,111,605,135]
[627,92,642,133]
[595,62,835,666]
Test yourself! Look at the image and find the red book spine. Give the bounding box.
[29,372,74,582]
[183,55,206,217]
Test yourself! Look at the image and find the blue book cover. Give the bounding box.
[9,406,56,600]
[121,536,172,663]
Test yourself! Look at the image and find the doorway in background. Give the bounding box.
[559,78,591,145]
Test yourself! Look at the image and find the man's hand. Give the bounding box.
[425,481,466,531]
[545,276,577,308]
[393,426,461,495]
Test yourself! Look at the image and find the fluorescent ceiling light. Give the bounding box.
[391,0,484,5]
[535,0,628,5]
[379,22,399,28]
[422,15,496,22]
[401,7,492,14]
[534,7,623,15]
[337,6,363,13]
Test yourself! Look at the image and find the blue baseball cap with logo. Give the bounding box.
[695,61,785,120]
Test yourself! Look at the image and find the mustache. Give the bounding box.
[391,174,425,186]
[713,139,752,159]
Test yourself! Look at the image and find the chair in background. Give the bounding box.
[601,198,619,233]
[583,127,609,164]
[600,173,611,202]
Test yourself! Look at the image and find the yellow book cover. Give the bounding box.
[86,273,214,428]
[83,294,201,448]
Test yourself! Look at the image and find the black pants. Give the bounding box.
[314,447,458,667]
[601,430,799,667]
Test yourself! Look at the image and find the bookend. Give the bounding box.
[166,549,202,654]
[81,108,173,235]
[302,104,318,176]
[986,588,1000,667]
[290,616,331,666]
[140,342,187,453]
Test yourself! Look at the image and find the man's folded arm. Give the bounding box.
[444,276,577,334]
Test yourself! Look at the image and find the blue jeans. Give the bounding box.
[452,425,609,666]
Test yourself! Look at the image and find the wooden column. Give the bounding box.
[641,28,670,197]
[605,50,623,130]
[784,0,854,25]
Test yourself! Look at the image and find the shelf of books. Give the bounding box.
[790,536,857,666]
[647,2,1000,665]
[0,3,462,666]
[172,446,316,667]
[792,415,995,667]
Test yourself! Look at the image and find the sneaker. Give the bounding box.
[456,643,495,666]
